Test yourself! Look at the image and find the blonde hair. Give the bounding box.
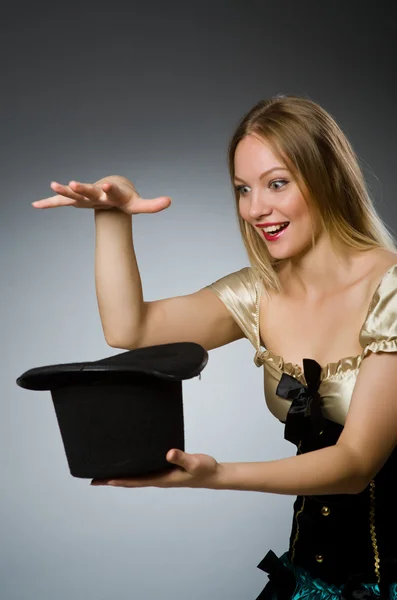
[228,94,396,293]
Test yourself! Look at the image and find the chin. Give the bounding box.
[267,248,295,261]
[265,241,310,262]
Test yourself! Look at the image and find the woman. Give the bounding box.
[32,95,397,599]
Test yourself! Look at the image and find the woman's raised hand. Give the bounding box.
[32,176,172,215]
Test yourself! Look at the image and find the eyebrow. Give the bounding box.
[233,166,288,183]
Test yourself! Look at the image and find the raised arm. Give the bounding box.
[94,208,244,350]
[33,175,246,352]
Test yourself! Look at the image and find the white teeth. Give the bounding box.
[263,223,288,233]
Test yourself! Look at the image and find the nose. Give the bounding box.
[247,189,272,220]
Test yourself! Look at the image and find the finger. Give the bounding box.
[50,181,88,201]
[91,463,189,488]
[68,181,104,202]
[97,181,127,205]
[32,180,87,208]
[95,475,162,488]
[91,471,165,487]
[167,449,193,471]
[132,196,172,214]
[166,449,181,463]
[32,193,79,208]
[107,479,150,487]
[106,469,188,488]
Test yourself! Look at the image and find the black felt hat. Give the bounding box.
[16,342,208,480]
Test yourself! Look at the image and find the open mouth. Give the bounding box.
[265,222,289,237]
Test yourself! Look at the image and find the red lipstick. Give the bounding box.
[258,222,290,241]
[255,222,289,228]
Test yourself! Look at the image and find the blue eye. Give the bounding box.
[234,180,288,195]
[234,184,250,195]
[269,179,288,190]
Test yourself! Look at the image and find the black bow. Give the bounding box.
[255,550,296,600]
[276,358,325,447]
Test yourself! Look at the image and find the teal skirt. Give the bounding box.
[265,552,397,599]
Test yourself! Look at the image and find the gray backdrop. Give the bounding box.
[2,1,396,599]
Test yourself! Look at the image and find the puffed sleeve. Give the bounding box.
[359,264,397,358]
[205,266,260,352]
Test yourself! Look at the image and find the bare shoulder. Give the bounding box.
[360,248,397,294]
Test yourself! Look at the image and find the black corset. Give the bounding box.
[255,358,397,600]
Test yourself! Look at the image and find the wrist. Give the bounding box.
[208,462,231,490]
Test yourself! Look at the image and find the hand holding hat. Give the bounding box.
[16,342,210,481]
[91,449,222,489]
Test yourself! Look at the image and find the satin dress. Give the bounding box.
[206,264,397,600]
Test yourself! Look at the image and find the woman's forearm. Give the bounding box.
[94,177,144,347]
[214,444,366,495]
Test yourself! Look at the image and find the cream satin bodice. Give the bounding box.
[206,264,397,427]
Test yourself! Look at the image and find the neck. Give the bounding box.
[278,235,369,299]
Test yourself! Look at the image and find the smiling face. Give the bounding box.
[234,134,321,260]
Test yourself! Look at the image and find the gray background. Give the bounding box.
[1,1,396,599]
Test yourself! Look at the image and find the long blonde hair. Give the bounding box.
[228,94,396,292]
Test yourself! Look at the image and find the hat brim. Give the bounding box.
[17,342,208,391]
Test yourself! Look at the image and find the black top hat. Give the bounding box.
[16,342,208,480]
